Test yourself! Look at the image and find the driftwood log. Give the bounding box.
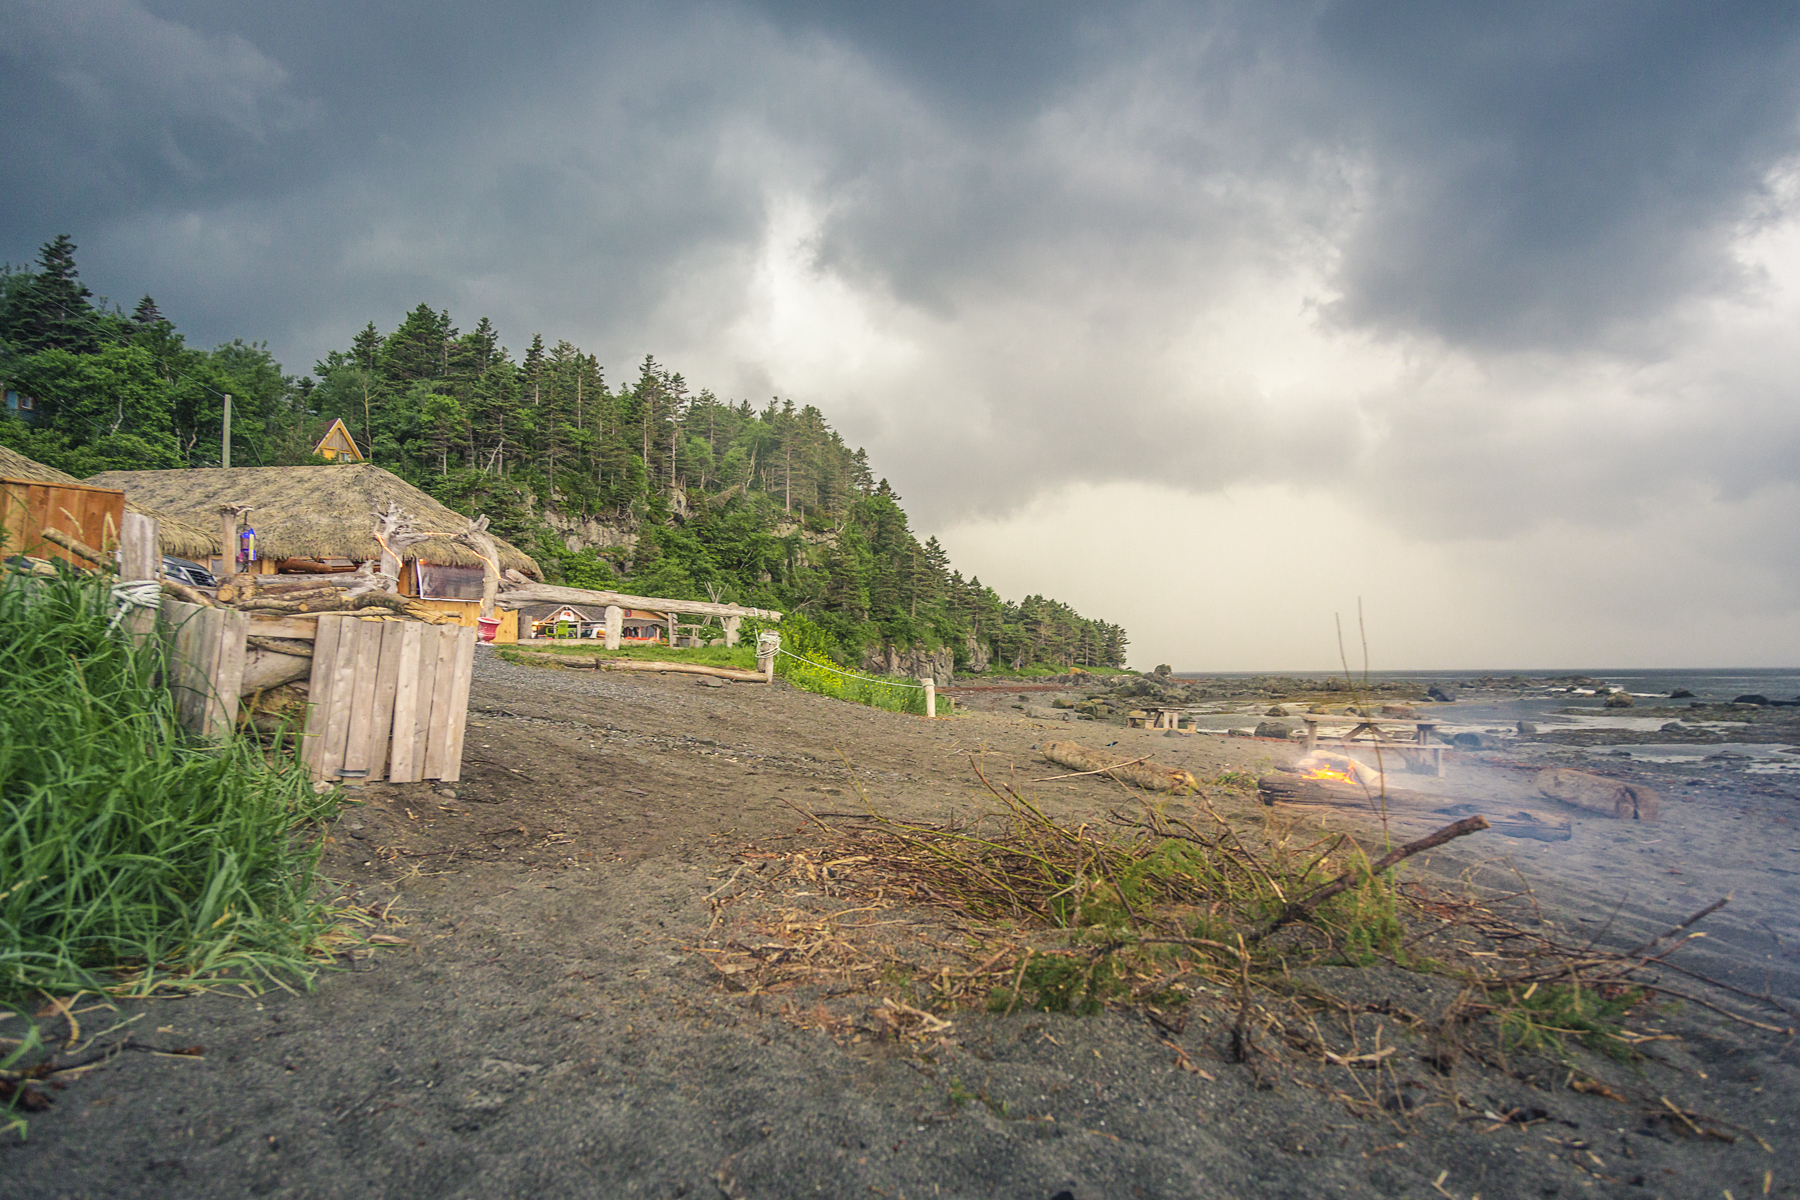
[502,650,768,682]
[40,526,111,567]
[596,658,767,682]
[1040,742,1199,793]
[1258,773,1572,842]
[1535,768,1660,820]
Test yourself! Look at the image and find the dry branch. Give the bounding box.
[1250,815,1490,943]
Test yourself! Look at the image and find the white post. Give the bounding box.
[604,605,623,650]
[221,393,232,468]
[723,615,742,647]
[757,631,779,683]
[919,676,936,719]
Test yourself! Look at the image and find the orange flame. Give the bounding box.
[1302,766,1358,784]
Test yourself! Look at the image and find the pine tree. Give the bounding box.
[2,234,98,354]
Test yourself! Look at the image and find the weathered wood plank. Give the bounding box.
[202,605,248,738]
[318,616,362,780]
[245,614,321,640]
[340,619,385,777]
[421,626,462,780]
[436,628,477,782]
[366,622,406,782]
[387,622,426,783]
[407,627,444,781]
[301,613,345,776]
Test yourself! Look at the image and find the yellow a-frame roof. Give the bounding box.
[313,417,363,462]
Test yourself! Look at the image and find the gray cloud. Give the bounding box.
[4,1,1799,613]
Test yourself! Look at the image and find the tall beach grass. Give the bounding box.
[0,564,340,999]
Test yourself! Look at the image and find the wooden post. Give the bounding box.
[118,512,159,580]
[604,605,623,649]
[757,632,778,683]
[919,676,936,719]
[723,615,741,647]
[218,506,238,578]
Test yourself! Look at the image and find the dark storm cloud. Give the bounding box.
[8,2,1797,357]
[2,0,1797,535]
[1313,1,1800,348]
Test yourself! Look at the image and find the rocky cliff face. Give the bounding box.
[542,510,637,557]
[860,644,956,687]
[962,633,991,674]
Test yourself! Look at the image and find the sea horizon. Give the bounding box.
[1167,666,1800,704]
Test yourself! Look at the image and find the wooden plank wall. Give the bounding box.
[0,477,125,566]
[159,598,248,739]
[301,615,477,783]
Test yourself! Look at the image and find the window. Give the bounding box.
[415,561,485,601]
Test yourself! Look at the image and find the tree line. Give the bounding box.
[0,236,1130,672]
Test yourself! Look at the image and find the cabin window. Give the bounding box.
[415,561,485,601]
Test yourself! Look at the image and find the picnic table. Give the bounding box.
[1301,712,1444,776]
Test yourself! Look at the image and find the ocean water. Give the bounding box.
[1184,668,1800,705]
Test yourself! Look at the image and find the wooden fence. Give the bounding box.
[299,613,476,783]
[1,476,124,567]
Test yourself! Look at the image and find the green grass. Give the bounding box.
[776,651,951,716]
[0,563,342,1001]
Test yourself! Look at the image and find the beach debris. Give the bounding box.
[1535,768,1660,820]
[1039,741,1198,792]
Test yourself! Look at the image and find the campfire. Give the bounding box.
[1293,751,1379,788]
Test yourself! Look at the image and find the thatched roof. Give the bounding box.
[1,444,217,559]
[85,464,541,575]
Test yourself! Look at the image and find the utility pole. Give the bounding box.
[222,394,232,468]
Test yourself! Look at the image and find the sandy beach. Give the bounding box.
[4,660,1797,1199]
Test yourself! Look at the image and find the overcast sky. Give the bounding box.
[6,1,1800,670]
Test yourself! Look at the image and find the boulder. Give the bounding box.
[1153,664,1173,677]
[1668,688,1694,699]
[1516,721,1538,735]
[1265,705,1290,717]
[1381,705,1420,718]
[1254,720,1299,739]
[1448,732,1484,749]
[1660,722,1686,733]
[1603,691,1635,708]
[1535,768,1660,820]
[1426,685,1457,703]
[1022,704,1071,722]
[1733,694,1771,706]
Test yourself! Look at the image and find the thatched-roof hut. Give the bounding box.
[1,444,215,559]
[85,464,541,576]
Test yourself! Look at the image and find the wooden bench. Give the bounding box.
[1301,713,1444,776]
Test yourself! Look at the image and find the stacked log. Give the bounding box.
[195,570,456,705]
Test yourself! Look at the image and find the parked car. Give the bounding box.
[162,555,217,589]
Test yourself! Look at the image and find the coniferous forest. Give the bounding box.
[0,236,1129,672]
